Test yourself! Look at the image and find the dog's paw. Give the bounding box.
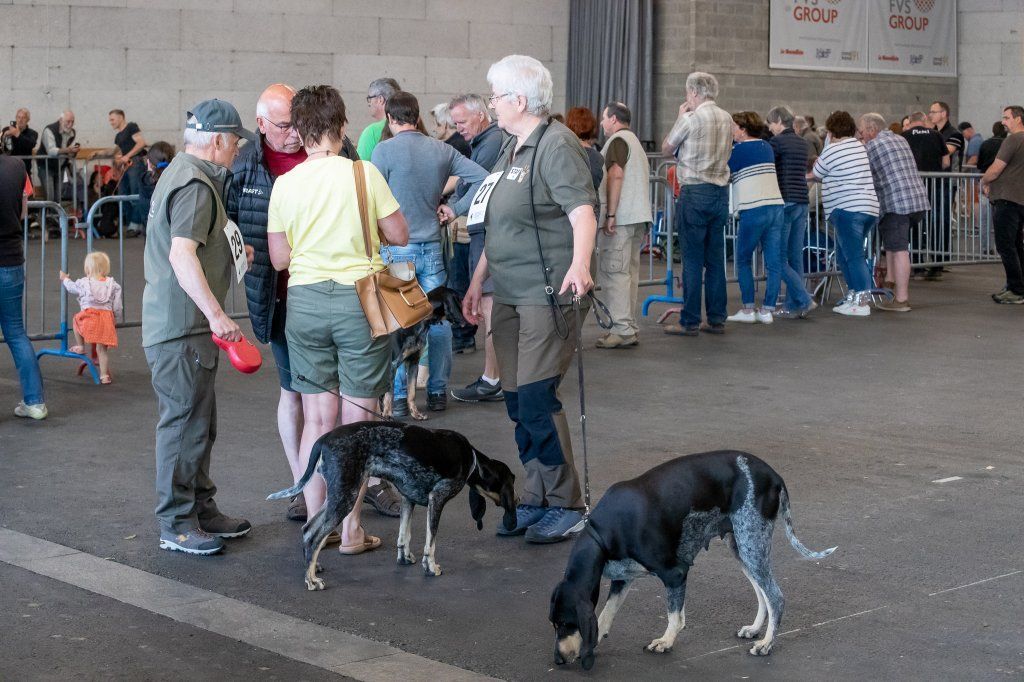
[737,625,760,639]
[305,576,326,591]
[397,549,416,565]
[644,638,673,654]
[749,639,774,656]
[421,555,442,576]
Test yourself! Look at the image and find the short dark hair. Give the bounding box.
[291,85,347,147]
[992,121,1007,137]
[732,111,766,139]
[957,121,973,132]
[825,110,857,139]
[385,91,420,127]
[603,101,631,126]
[108,109,125,118]
[931,101,951,116]
[1004,105,1024,124]
[565,106,598,141]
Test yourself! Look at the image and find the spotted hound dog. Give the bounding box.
[268,421,517,590]
[549,451,836,670]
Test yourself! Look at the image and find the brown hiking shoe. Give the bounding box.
[875,298,911,312]
[595,333,638,349]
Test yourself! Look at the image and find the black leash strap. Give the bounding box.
[287,369,395,423]
[573,297,592,515]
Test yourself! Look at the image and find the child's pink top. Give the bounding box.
[63,276,123,322]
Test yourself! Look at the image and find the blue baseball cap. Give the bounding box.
[185,99,255,143]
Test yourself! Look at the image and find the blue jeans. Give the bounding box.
[782,202,813,310]
[117,161,149,226]
[382,242,452,398]
[677,183,729,327]
[830,209,877,292]
[735,205,784,308]
[0,265,45,404]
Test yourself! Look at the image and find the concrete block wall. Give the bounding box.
[0,0,569,149]
[653,0,959,142]
[958,1,1024,134]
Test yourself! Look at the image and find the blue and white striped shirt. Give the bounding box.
[812,137,879,220]
[727,139,784,212]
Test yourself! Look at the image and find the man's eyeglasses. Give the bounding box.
[263,118,293,131]
[366,94,383,103]
[488,92,515,105]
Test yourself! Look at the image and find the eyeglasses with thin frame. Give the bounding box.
[366,94,384,103]
[488,92,516,106]
[262,117,293,131]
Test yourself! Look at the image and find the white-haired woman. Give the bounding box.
[463,54,598,544]
[430,102,471,157]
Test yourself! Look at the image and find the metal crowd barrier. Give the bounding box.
[638,166,998,315]
[0,202,103,382]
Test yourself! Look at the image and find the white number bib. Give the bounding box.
[223,219,246,284]
[466,171,503,227]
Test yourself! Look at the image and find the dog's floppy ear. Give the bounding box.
[444,288,468,327]
[576,599,598,670]
[468,487,486,530]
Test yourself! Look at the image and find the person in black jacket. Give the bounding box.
[227,83,399,523]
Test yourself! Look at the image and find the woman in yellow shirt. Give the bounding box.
[268,85,408,554]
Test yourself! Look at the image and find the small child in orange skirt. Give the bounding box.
[60,251,123,384]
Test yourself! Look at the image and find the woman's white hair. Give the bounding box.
[431,102,453,127]
[183,115,229,150]
[486,55,553,117]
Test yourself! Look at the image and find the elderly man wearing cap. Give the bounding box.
[142,99,255,556]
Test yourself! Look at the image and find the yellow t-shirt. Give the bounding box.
[267,156,401,286]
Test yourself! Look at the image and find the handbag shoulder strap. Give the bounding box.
[352,160,374,261]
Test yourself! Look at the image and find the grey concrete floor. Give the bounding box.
[1,238,1023,680]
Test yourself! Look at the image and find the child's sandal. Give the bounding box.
[100,375,112,385]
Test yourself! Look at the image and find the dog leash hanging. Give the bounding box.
[287,369,396,423]
[573,294,592,517]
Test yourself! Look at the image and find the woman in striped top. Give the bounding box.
[726,111,785,324]
[811,111,880,316]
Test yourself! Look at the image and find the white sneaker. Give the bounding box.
[833,291,871,317]
[14,402,48,420]
[727,309,757,323]
[755,308,774,324]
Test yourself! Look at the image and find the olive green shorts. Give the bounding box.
[284,281,391,398]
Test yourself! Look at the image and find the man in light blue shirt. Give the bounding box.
[371,92,487,415]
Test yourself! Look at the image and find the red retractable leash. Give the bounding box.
[212,333,263,374]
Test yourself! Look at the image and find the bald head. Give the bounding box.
[256,83,301,153]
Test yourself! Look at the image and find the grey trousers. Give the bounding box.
[596,222,646,337]
[145,334,222,533]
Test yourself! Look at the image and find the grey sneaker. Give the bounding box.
[198,513,252,538]
[14,402,48,420]
[496,504,548,536]
[451,377,504,403]
[992,289,1024,304]
[159,528,224,555]
[525,507,584,544]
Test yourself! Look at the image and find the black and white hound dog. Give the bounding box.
[268,421,518,590]
[549,451,836,670]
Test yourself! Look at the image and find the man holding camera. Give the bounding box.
[2,109,39,175]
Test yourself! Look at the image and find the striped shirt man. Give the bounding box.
[812,137,879,220]
[865,130,930,216]
[664,101,733,187]
[728,140,784,212]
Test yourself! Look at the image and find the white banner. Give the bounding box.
[769,0,869,73]
[868,0,956,76]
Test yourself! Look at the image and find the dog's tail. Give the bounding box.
[779,487,837,560]
[267,436,325,501]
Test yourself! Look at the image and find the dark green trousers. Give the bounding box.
[145,334,222,533]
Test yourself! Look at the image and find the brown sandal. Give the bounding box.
[363,481,402,517]
[338,534,382,555]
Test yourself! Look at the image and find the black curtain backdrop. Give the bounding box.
[566,0,654,145]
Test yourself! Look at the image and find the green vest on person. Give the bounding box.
[142,152,232,348]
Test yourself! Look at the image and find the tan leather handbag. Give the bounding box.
[352,161,432,338]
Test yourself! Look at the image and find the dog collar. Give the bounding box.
[583,519,611,556]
